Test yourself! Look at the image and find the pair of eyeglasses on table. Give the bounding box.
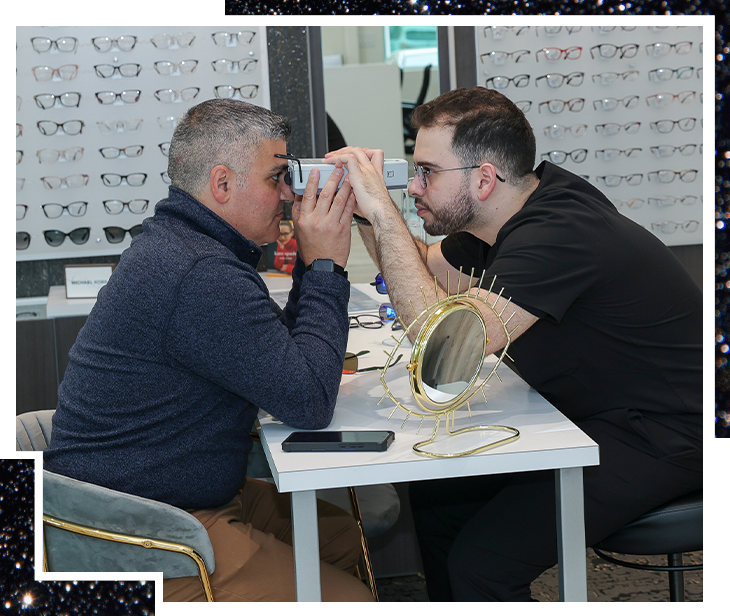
[343,350,402,374]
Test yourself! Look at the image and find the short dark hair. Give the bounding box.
[411,87,536,187]
[168,98,291,198]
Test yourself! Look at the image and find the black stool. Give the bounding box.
[592,490,702,601]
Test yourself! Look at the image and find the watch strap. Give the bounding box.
[306,259,348,280]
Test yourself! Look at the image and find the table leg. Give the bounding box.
[555,467,587,602]
[291,490,322,601]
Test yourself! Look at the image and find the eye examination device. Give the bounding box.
[277,156,410,195]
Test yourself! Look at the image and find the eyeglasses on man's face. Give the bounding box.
[412,163,505,189]
[44,227,90,247]
[0,231,30,250]
[42,201,88,218]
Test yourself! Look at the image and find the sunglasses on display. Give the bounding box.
[44,227,90,247]
[103,225,144,244]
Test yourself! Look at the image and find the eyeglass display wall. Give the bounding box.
[475,25,704,247]
[16,26,270,262]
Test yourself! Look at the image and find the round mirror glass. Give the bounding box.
[420,307,486,404]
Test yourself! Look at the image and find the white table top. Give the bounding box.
[258,284,599,494]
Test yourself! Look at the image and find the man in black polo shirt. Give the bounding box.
[327,87,702,601]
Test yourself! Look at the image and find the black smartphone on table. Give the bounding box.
[281,430,395,452]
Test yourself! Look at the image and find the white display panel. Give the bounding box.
[16,26,270,261]
[475,25,703,247]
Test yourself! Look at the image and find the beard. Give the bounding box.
[418,180,479,237]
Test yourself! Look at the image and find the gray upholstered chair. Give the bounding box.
[16,410,216,601]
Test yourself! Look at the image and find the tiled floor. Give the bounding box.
[376,549,703,602]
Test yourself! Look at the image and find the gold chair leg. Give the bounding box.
[347,487,378,601]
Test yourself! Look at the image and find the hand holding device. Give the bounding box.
[292,165,356,269]
[323,148,404,225]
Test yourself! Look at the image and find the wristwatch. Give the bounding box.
[305,258,348,280]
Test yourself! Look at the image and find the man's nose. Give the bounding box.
[280,177,295,201]
[408,176,423,198]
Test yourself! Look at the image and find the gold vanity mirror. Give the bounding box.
[376,271,520,458]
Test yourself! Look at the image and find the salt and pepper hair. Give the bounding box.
[168,98,291,198]
[411,87,536,188]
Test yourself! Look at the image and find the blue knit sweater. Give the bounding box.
[44,187,350,509]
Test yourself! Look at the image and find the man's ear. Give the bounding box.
[475,163,500,202]
[210,165,233,204]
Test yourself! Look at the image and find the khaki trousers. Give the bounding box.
[163,478,375,602]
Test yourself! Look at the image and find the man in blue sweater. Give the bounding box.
[44,99,374,602]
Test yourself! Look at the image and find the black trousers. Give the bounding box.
[408,414,701,601]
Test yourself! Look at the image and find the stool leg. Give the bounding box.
[667,554,684,602]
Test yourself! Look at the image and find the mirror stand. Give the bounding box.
[377,270,521,458]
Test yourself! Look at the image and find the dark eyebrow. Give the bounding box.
[415,159,443,170]
[268,162,290,175]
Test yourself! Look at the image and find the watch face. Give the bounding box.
[312,259,334,272]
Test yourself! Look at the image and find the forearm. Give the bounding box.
[371,209,446,341]
[358,216,429,271]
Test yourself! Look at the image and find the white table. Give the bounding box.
[258,284,599,602]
